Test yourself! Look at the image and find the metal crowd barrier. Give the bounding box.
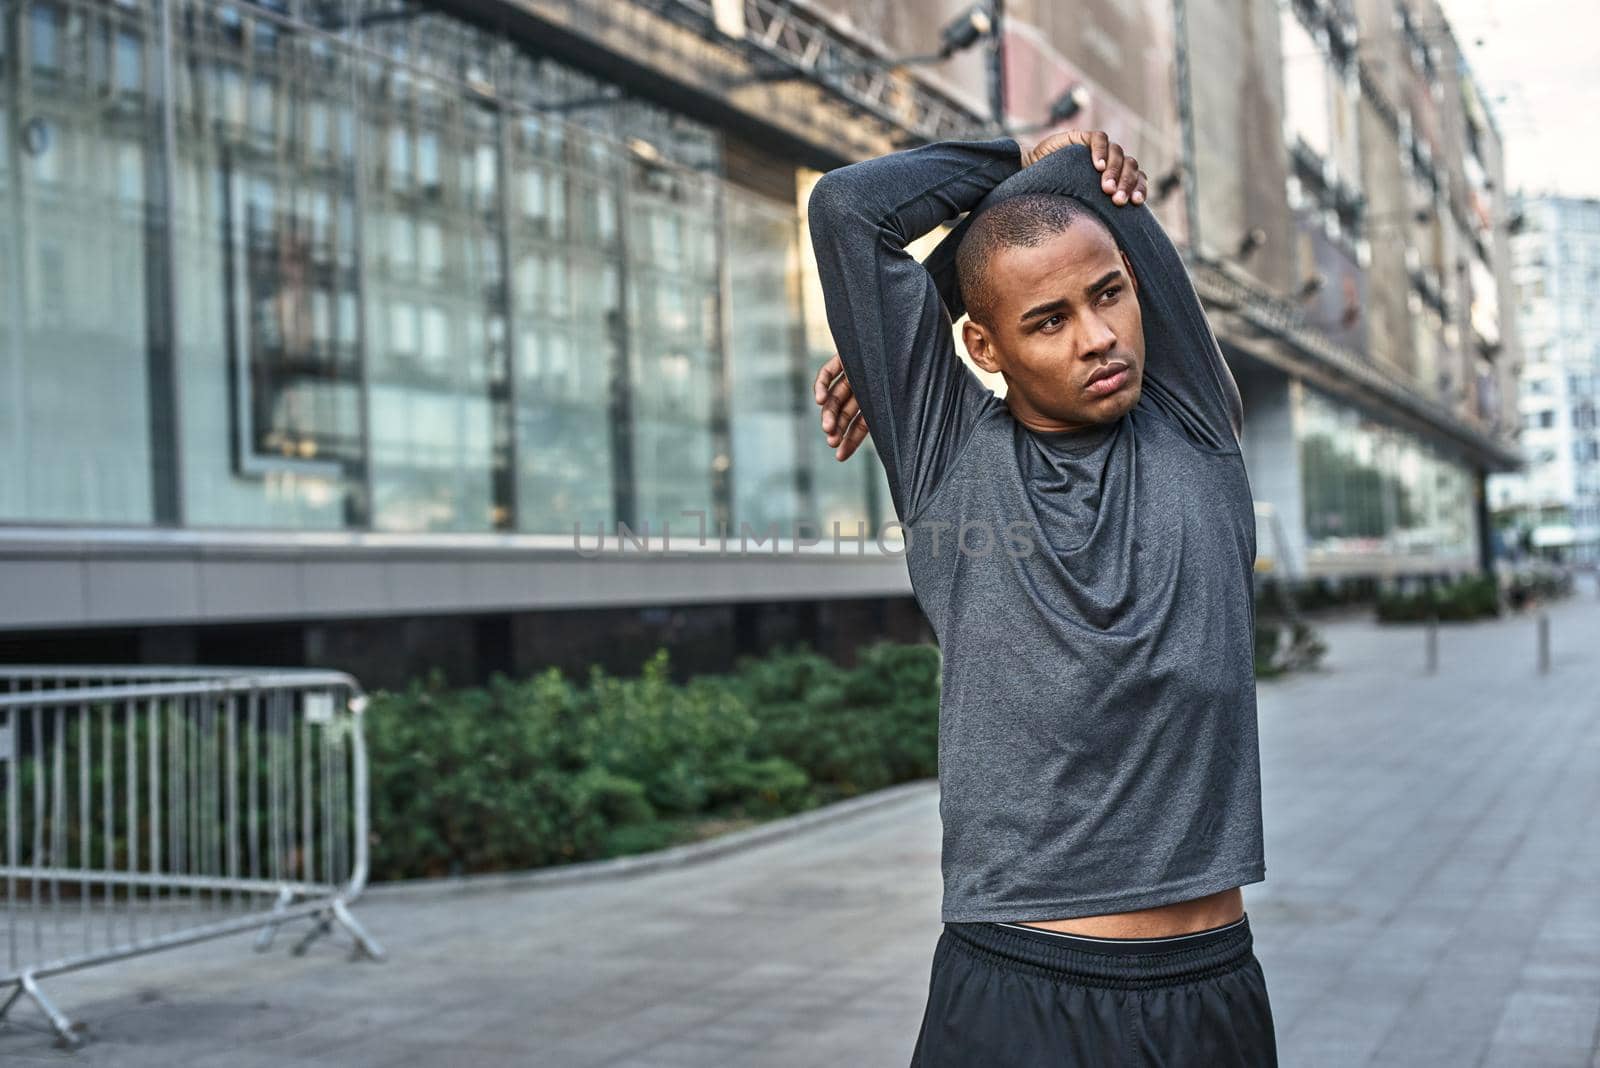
[0,667,384,1048]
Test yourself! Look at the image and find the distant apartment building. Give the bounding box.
[0,0,1520,685]
[1489,196,1600,562]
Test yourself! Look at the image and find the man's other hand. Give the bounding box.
[1019,130,1148,207]
[813,352,870,462]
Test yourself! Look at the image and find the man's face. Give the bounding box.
[962,217,1145,431]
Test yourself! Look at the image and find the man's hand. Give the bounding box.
[1020,130,1147,206]
[813,352,870,462]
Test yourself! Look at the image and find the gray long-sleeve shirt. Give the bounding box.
[807,138,1265,923]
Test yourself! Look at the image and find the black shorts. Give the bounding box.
[909,913,1278,1067]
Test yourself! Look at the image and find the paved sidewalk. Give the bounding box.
[2,595,1598,1066]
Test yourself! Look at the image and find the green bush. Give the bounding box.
[722,641,941,797]
[581,650,758,816]
[706,756,813,817]
[1376,575,1501,623]
[1253,618,1329,678]
[364,669,614,876]
[361,641,944,881]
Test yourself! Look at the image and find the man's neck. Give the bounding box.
[1006,399,1099,436]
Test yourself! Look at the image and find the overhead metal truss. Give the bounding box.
[665,0,992,144]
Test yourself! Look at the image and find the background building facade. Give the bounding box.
[1489,196,1600,562]
[0,0,1520,684]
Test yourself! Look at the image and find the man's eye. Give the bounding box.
[1098,286,1121,304]
[1042,314,1064,329]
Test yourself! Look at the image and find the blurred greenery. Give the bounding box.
[1253,580,1329,678]
[1377,575,1502,622]
[363,642,944,880]
[1373,568,1572,622]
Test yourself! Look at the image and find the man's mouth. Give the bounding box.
[1085,361,1130,397]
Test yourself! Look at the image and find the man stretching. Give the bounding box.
[806,130,1277,1064]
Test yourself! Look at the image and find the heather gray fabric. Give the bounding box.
[806,138,1265,923]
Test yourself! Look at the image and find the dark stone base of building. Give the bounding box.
[0,597,935,692]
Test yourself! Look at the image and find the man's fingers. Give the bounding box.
[1020,131,1145,204]
[813,352,844,404]
[833,410,861,458]
[819,354,854,430]
[807,346,870,462]
[1114,157,1139,205]
[1101,144,1125,195]
[826,395,862,444]
[836,410,869,460]
[839,414,870,460]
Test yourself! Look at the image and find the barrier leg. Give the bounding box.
[331,898,387,962]
[16,973,84,1049]
[254,886,297,953]
[286,900,385,962]
[291,909,335,958]
[0,981,23,1021]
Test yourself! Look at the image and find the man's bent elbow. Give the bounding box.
[807,169,873,239]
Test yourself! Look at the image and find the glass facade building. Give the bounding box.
[0,0,887,540]
[1296,386,1477,565]
[0,0,1515,677]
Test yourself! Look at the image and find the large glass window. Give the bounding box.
[1,0,157,523]
[0,0,881,543]
[624,159,721,531]
[359,15,507,532]
[726,189,806,535]
[171,0,363,527]
[1297,386,1476,562]
[507,109,623,536]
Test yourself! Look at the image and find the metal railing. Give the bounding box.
[0,667,384,1048]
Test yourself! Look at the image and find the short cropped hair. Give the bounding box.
[955,193,1113,327]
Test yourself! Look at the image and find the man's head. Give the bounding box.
[956,193,1145,432]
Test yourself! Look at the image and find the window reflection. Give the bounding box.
[172,0,361,527]
[507,101,623,535]
[626,159,721,531]
[359,13,510,533]
[0,0,155,523]
[727,190,807,535]
[2,0,880,542]
[1298,387,1475,562]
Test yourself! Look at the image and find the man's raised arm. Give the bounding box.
[806,137,1021,524]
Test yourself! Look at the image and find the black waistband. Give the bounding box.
[942,913,1255,990]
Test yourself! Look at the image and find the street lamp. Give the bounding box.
[987,84,1091,139]
[939,5,994,57]
[1152,164,1184,205]
[1047,84,1092,125]
[1235,228,1267,260]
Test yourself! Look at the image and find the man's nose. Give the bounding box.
[1073,311,1117,360]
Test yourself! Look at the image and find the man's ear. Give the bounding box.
[963,319,1001,374]
[1120,249,1139,294]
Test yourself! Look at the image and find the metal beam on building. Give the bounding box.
[445,0,989,167]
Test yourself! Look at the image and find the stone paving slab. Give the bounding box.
[2,593,1598,1066]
